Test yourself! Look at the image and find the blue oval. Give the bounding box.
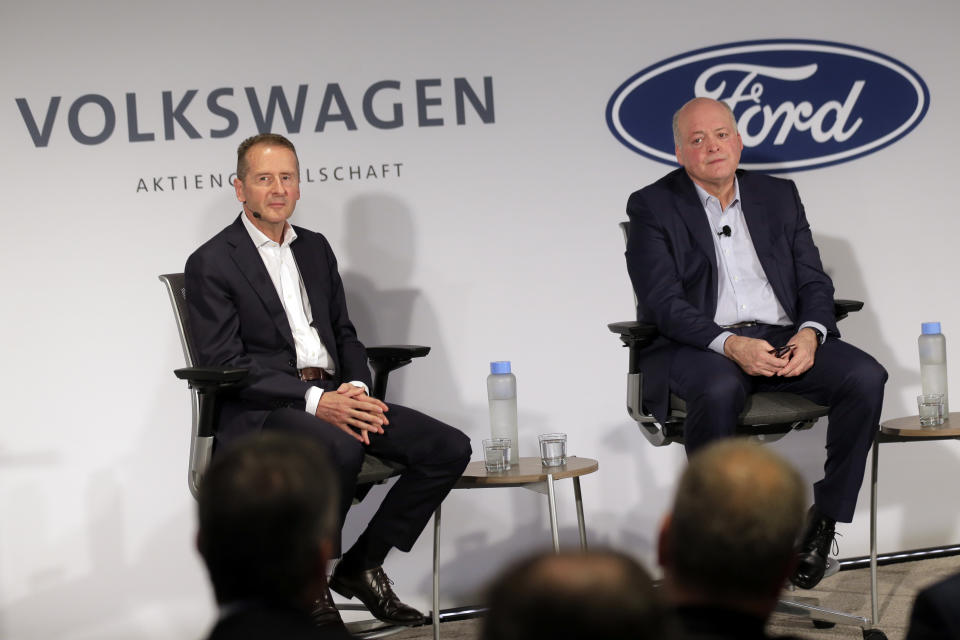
[606,39,929,172]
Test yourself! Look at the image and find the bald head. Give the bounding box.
[483,550,668,640]
[672,97,737,148]
[661,440,806,602]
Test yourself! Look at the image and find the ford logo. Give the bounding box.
[606,39,929,172]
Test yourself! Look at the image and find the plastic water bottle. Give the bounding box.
[487,361,519,464]
[919,322,949,415]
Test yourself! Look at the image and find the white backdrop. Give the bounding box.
[2,2,959,638]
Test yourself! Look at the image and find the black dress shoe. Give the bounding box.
[311,587,343,627]
[792,506,837,589]
[329,565,424,626]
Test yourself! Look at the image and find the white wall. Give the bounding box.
[2,2,959,638]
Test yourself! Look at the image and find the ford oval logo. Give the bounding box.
[606,39,929,172]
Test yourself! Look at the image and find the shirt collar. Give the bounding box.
[693,178,741,212]
[240,211,297,248]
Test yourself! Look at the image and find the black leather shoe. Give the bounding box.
[330,565,424,626]
[311,586,343,627]
[792,506,837,589]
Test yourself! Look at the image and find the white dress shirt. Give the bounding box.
[241,213,367,415]
[693,181,826,354]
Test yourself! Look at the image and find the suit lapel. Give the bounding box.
[290,233,339,367]
[673,172,719,313]
[739,175,793,318]
[225,217,296,351]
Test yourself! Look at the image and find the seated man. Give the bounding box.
[196,432,353,640]
[186,133,472,627]
[659,440,806,640]
[625,97,887,588]
[481,549,671,640]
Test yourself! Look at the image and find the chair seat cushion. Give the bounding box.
[670,392,829,427]
[356,454,405,486]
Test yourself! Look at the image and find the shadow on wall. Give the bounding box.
[337,194,474,552]
[775,232,909,477]
[813,232,911,392]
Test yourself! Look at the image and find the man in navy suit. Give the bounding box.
[186,133,471,627]
[625,97,886,589]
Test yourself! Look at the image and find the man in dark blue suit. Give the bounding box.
[625,97,887,589]
[186,133,471,627]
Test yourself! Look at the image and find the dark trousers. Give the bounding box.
[263,400,471,558]
[669,324,887,523]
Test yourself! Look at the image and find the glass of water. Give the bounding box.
[483,438,512,472]
[538,433,567,467]
[917,394,945,427]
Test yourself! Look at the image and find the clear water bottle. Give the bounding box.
[487,361,519,464]
[919,321,949,415]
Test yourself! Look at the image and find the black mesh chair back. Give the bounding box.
[613,221,843,446]
[159,273,208,497]
[159,273,406,499]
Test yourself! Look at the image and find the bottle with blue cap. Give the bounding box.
[487,361,519,464]
[919,322,949,415]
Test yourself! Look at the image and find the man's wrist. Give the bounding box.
[797,321,826,343]
[305,386,324,415]
[709,330,735,355]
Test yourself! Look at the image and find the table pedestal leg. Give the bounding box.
[546,473,560,552]
[870,436,879,626]
[433,505,441,640]
[574,477,587,550]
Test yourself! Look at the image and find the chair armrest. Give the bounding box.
[607,321,660,349]
[366,345,431,401]
[834,299,864,322]
[366,345,431,361]
[174,367,248,393]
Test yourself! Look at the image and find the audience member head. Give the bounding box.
[659,439,806,614]
[482,549,670,640]
[196,432,339,608]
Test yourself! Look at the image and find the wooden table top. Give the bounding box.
[880,413,960,437]
[455,456,599,487]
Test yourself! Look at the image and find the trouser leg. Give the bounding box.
[758,335,887,522]
[262,407,365,555]
[340,403,471,569]
[669,346,751,456]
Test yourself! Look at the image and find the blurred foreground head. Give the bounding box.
[196,432,339,607]
[660,439,806,608]
[482,549,671,640]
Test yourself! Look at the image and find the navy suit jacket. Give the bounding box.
[185,215,371,449]
[624,168,838,421]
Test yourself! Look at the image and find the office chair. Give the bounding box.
[608,223,887,640]
[159,272,438,637]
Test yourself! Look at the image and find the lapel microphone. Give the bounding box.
[717,225,732,238]
[241,200,263,219]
